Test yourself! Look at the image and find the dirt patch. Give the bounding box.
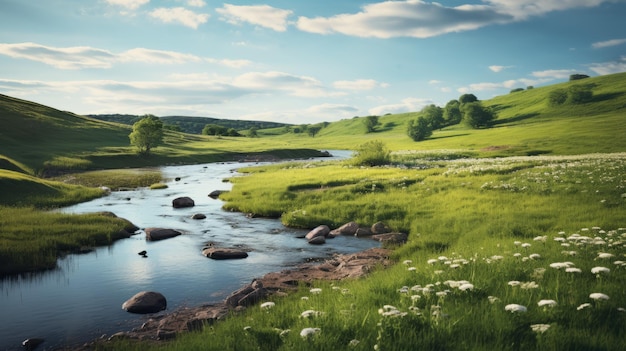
[69,247,392,350]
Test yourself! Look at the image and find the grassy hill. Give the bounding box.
[89,114,290,134]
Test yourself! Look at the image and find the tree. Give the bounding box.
[129,115,163,155]
[462,102,495,128]
[364,115,380,133]
[352,140,390,167]
[247,127,258,138]
[443,99,462,126]
[566,85,593,104]
[459,93,478,104]
[307,125,322,137]
[569,74,589,81]
[421,104,444,130]
[202,124,227,136]
[548,89,568,106]
[407,116,432,141]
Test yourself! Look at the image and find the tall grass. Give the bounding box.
[0,207,136,275]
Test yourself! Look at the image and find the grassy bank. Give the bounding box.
[107,152,625,351]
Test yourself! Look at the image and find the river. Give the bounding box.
[0,152,380,350]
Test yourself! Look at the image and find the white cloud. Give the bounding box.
[531,69,579,79]
[105,0,149,10]
[216,4,293,32]
[369,97,433,115]
[333,79,385,90]
[457,77,552,94]
[592,38,626,49]
[296,0,616,39]
[119,48,203,64]
[149,7,209,29]
[428,80,442,84]
[0,42,116,69]
[307,103,358,115]
[187,0,206,7]
[0,42,250,70]
[588,57,626,75]
[489,65,512,72]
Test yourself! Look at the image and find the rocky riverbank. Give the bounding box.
[67,247,392,350]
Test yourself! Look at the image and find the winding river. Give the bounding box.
[0,152,380,350]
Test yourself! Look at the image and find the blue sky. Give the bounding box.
[1,0,625,124]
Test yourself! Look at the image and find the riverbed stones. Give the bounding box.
[202,247,248,260]
[329,221,360,236]
[371,221,391,234]
[371,232,408,244]
[122,291,167,314]
[225,280,268,307]
[191,213,206,220]
[307,236,326,245]
[22,338,44,351]
[172,196,195,208]
[145,228,181,241]
[305,225,330,240]
[208,190,225,199]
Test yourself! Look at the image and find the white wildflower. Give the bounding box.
[260,302,275,310]
[505,304,527,313]
[300,327,321,339]
[577,303,592,310]
[589,293,609,301]
[310,288,322,294]
[538,299,557,308]
[591,266,610,275]
[530,324,551,333]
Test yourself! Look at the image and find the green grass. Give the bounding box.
[108,153,625,351]
[0,207,136,275]
[1,73,626,349]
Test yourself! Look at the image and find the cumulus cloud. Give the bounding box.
[531,69,579,79]
[0,42,116,69]
[369,97,433,115]
[149,7,209,29]
[105,0,149,10]
[296,0,616,39]
[0,42,249,70]
[217,4,293,32]
[457,77,552,94]
[333,79,386,90]
[588,57,626,75]
[592,38,626,49]
[187,0,206,7]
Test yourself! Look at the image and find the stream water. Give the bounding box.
[0,152,379,350]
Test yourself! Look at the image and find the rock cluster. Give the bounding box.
[303,221,407,245]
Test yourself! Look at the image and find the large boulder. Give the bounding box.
[225,280,268,307]
[305,225,330,240]
[172,196,195,208]
[122,291,167,314]
[329,221,360,236]
[208,190,225,199]
[145,228,181,241]
[202,247,248,260]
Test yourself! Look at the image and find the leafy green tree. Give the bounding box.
[247,127,258,138]
[202,124,227,136]
[443,99,462,126]
[129,115,163,155]
[226,128,240,136]
[462,102,495,128]
[308,125,322,137]
[407,116,432,141]
[421,104,444,130]
[352,140,390,167]
[459,93,478,104]
[364,115,380,133]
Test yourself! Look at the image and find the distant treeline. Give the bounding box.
[88,114,290,134]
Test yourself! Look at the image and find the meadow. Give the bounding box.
[1,73,625,349]
[109,151,625,351]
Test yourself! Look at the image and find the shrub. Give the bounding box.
[351,140,390,167]
[548,89,568,106]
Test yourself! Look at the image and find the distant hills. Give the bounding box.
[88,114,290,134]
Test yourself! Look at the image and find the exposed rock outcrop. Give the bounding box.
[202,247,248,260]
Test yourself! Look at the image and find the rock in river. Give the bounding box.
[145,228,181,241]
[202,247,248,260]
[172,196,195,208]
[122,291,167,314]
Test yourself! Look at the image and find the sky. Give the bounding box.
[1,0,625,125]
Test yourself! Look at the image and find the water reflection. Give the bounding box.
[0,153,375,350]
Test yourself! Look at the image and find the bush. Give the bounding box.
[407,117,432,141]
[548,89,568,106]
[351,140,390,167]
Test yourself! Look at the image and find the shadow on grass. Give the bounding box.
[492,113,540,126]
